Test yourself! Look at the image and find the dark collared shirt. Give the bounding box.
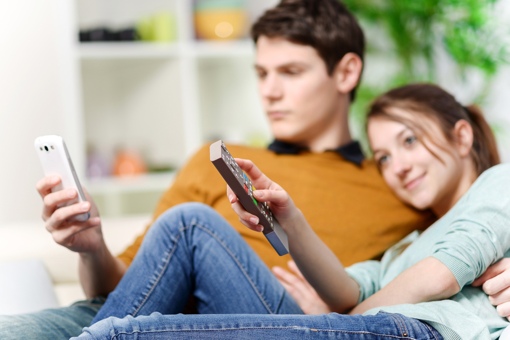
[268,139,365,166]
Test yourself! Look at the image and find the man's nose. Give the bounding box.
[260,74,282,99]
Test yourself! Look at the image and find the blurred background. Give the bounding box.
[0,0,509,225]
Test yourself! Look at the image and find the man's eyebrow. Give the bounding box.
[254,61,307,70]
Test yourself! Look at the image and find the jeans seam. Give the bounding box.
[130,216,276,316]
[110,327,420,339]
[192,222,276,314]
[388,312,408,337]
[130,223,184,317]
[422,321,442,340]
[387,312,441,340]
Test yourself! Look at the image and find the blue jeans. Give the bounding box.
[93,202,302,321]
[76,311,442,339]
[75,203,442,339]
[0,298,104,340]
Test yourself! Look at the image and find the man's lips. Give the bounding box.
[404,174,425,190]
[267,110,287,119]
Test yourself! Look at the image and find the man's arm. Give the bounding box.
[78,245,128,298]
[473,258,510,319]
[349,257,459,314]
[82,144,229,295]
[37,175,127,297]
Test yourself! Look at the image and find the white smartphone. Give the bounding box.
[34,135,90,222]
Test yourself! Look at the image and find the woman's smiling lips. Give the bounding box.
[404,174,425,190]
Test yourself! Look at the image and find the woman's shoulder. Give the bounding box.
[469,163,510,197]
[478,163,510,180]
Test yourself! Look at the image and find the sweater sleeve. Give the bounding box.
[431,164,510,289]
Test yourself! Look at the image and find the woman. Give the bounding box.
[73,83,509,339]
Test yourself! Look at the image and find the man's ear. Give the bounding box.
[453,119,474,157]
[333,53,363,96]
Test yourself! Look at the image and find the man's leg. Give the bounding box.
[76,311,443,339]
[0,298,104,340]
[93,202,302,323]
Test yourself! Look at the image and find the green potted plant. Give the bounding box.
[342,0,508,148]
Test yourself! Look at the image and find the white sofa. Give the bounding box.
[0,215,149,315]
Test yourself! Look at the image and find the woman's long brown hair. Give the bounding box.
[367,83,500,175]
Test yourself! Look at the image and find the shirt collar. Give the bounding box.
[267,139,365,166]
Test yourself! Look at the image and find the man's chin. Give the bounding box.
[271,135,297,143]
[270,129,299,143]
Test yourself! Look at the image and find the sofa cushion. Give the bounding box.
[0,259,59,315]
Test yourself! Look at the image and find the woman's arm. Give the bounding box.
[349,257,459,314]
[230,158,360,313]
[353,165,510,314]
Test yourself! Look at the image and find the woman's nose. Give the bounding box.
[392,158,412,178]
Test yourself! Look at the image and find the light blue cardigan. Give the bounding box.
[347,163,510,340]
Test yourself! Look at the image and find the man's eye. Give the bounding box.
[284,68,301,75]
[256,71,266,79]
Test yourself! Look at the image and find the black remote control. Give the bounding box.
[210,140,289,256]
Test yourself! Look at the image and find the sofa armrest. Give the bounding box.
[0,259,59,314]
[0,215,150,309]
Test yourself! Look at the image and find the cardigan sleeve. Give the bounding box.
[345,260,382,303]
[431,164,510,289]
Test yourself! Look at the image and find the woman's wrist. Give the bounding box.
[280,208,307,234]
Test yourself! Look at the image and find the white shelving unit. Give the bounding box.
[73,0,277,217]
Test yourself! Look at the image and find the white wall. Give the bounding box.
[0,0,81,224]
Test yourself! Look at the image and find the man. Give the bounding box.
[0,0,506,339]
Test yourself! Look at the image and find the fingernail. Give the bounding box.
[250,216,259,224]
[81,202,89,210]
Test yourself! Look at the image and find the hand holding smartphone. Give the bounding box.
[34,135,90,222]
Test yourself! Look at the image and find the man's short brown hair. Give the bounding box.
[251,0,365,101]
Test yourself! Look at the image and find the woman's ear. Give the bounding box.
[453,119,474,157]
[333,53,363,97]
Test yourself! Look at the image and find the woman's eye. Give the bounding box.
[404,135,417,146]
[377,155,389,167]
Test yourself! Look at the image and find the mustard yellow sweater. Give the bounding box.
[118,143,434,269]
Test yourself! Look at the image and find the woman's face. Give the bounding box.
[367,111,471,216]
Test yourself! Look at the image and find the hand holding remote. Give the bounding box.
[228,158,297,225]
[210,140,289,255]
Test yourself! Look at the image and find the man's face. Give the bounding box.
[255,36,343,146]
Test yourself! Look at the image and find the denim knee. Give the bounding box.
[146,203,223,243]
